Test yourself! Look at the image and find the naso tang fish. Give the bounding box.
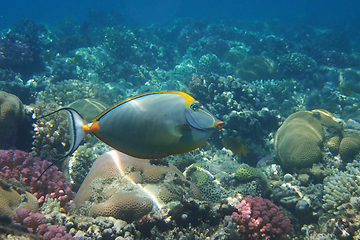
[46,91,223,159]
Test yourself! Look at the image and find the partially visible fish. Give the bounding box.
[222,137,250,157]
[256,155,274,168]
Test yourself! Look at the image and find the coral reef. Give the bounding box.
[0,15,359,239]
[13,208,44,233]
[0,38,34,70]
[0,214,42,239]
[234,164,272,197]
[198,53,221,74]
[231,195,294,239]
[235,55,279,81]
[322,159,360,216]
[73,150,200,222]
[12,208,79,239]
[0,149,75,208]
[36,79,123,106]
[278,52,317,78]
[31,100,72,160]
[184,163,229,202]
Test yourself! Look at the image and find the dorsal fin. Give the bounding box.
[92,91,195,122]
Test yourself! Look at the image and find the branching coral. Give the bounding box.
[323,159,360,215]
[0,38,34,70]
[0,149,75,209]
[12,208,79,239]
[231,195,294,239]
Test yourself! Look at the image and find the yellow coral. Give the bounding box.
[0,180,38,215]
[275,110,325,169]
[339,136,360,161]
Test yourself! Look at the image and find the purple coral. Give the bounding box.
[13,208,79,240]
[231,196,294,240]
[0,150,75,210]
[37,224,79,240]
[13,208,44,233]
[0,38,34,69]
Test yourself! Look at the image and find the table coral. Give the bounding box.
[231,195,294,239]
[0,149,75,209]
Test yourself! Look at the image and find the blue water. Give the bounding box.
[1,0,359,29]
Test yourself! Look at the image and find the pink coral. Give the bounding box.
[0,150,75,209]
[231,196,293,240]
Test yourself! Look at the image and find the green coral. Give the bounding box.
[235,164,264,182]
[193,170,211,187]
[184,164,213,187]
[183,163,229,202]
[235,164,272,196]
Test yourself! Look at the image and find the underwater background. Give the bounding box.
[1,0,360,239]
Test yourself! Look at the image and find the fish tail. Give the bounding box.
[61,107,89,157]
[35,107,88,181]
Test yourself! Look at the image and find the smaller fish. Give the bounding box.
[256,155,274,168]
[222,137,250,157]
[338,84,354,96]
[71,55,82,64]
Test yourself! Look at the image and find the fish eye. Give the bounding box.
[190,103,199,111]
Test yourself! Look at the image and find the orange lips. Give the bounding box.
[216,121,224,130]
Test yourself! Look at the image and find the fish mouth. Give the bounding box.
[216,121,223,130]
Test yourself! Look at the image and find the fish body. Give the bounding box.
[222,137,250,157]
[60,91,223,159]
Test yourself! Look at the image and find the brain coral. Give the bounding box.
[90,192,153,222]
[339,136,360,161]
[0,180,39,216]
[275,109,343,170]
[274,110,341,169]
[73,150,200,222]
[0,90,24,149]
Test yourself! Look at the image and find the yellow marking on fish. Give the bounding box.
[222,137,250,157]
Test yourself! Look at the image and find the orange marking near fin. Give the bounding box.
[90,122,100,132]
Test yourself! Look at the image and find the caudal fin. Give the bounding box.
[35,107,88,181]
[61,107,88,157]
